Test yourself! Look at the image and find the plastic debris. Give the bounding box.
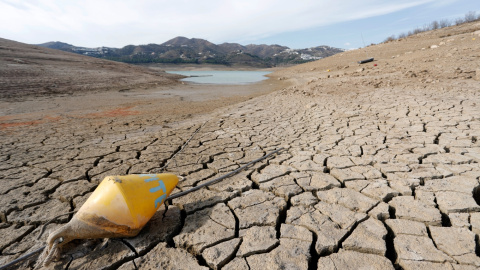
[358,57,374,64]
[44,174,178,256]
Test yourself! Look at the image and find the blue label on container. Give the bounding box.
[140,174,167,208]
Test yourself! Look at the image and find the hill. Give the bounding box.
[273,20,480,94]
[37,37,344,67]
[0,38,181,100]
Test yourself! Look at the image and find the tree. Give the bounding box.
[464,11,477,22]
[455,18,464,25]
[439,19,451,28]
[430,21,440,30]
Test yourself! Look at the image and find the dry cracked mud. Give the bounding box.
[1,21,480,270]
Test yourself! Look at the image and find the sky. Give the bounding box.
[0,0,478,50]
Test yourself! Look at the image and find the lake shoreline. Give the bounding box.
[166,70,272,85]
[0,68,288,129]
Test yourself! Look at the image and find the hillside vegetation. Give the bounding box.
[38,37,344,67]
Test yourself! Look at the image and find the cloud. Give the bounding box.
[0,0,456,47]
[344,42,351,46]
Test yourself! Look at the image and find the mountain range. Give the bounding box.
[38,37,344,67]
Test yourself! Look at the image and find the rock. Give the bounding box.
[314,201,367,230]
[290,159,325,171]
[423,176,478,194]
[407,164,447,181]
[385,219,428,237]
[250,164,294,184]
[368,202,390,220]
[470,212,480,234]
[423,153,472,165]
[388,178,420,196]
[435,191,480,214]
[313,153,329,165]
[228,190,286,229]
[399,261,454,270]
[174,203,235,255]
[202,238,242,269]
[246,238,311,270]
[118,243,208,270]
[293,172,341,191]
[259,175,303,200]
[431,45,439,49]
[389,196,442,225]
[291,192,318,207]
[237,226,278,257]
[414,188,436,206]
[476,68,480,81]
[351,165,383,179]
[449,213,470,228]
[330,167,366,183]
[326,156,355,169]
[222,257,249,270]
[343,218,387,255]
[316,187,377,213]
[429,226,480,266]
[318,250,395,270]
[352,179,400,201]
[394,234,454,264]
[286,205,348,255]
[280,223,312,243]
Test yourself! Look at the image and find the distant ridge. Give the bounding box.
[0,37,181,99]
[37,37,344,67]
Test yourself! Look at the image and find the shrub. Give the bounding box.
[384,11,479,46]
[439,19,451,28]
[383,35,396,43]
[413,27,423,34]
[455,18,464,25]
[464,11,477,22]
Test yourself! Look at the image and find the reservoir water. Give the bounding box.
[166,70,271,85]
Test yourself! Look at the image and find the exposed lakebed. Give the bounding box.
[166,70,271,84]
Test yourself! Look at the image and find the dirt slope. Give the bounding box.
[0,38,181,100]
[272,21,480,95]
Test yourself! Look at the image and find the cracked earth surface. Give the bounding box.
[1,22,480,270]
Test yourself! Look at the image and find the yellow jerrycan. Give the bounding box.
[46,173,178,248]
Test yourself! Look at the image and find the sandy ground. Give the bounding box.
[0,78,284,129]
[1,21,480,270]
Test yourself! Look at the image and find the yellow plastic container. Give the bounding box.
[47,174,178,247]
